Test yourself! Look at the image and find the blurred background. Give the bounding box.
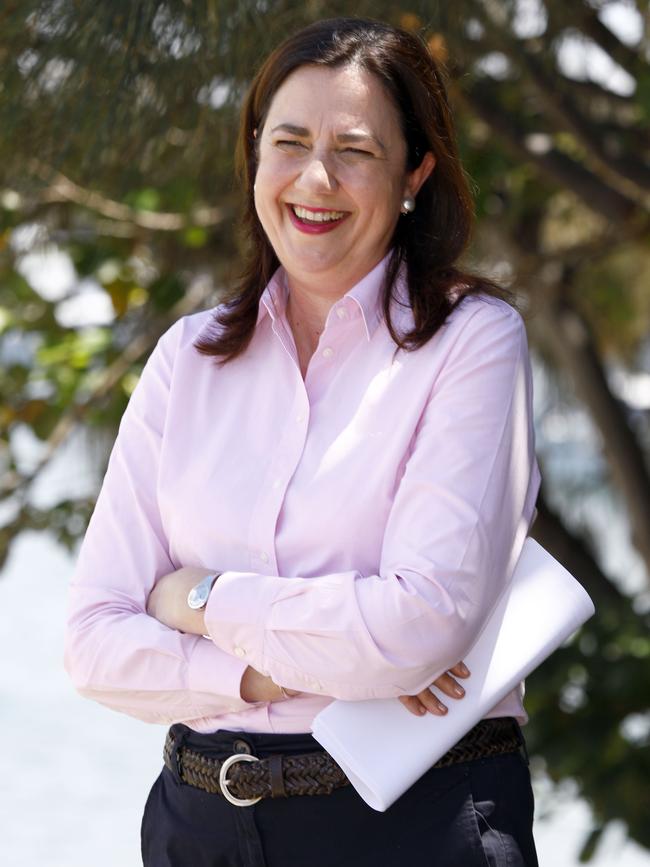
[1,1,649,864]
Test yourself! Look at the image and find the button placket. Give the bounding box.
[246,373,309,577]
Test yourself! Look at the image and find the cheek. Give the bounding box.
[254,169,285,226]
[258,146,296,178]
[253,194,278,249]
[254,168,277,200]
[255,153,286,196]
[356,186,401,232]
[382,170,407,203]
[353,167,404,210]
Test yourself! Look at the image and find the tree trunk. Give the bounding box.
[532,289,650,585]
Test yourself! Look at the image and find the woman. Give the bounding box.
[65,17,541,867]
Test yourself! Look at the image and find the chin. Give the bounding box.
[283,252,347,276]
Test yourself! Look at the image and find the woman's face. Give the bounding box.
[254,63,434,294]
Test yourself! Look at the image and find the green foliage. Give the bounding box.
[526,597,650,850]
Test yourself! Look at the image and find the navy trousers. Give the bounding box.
[141,722,539,867]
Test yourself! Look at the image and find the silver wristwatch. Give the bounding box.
[187,572,221,610]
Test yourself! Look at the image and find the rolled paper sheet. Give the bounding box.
[311,537,595,811]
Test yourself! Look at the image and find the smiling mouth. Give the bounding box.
[290,204,348,224]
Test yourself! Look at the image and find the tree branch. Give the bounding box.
[531,490,637,609]
[454,80,639,223]
[531,275,650,586]
[29,160,225,231]
[520,57,649,200]
[467,0,650,206]
[547,0,647,79]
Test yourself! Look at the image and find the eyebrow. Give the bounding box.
[270,123,386,152]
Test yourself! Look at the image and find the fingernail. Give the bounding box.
[459,663,469,676]
[453,685,464,697]
[437,702,448,714]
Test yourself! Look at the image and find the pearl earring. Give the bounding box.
[401,195,416,215]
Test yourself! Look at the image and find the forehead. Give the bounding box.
[264,63,404,139]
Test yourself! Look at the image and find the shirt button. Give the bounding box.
[260,551,269,564]
[322,347,334,359]
[310,679,322,690]
[234,646,247,657]
[272,478,281,490]
[296,413,304,423]
[336,307,348,319]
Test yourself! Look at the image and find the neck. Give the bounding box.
[286,270,354,367]
[283,259,377,352]
[285,285,332,355]
[281,254,388,369]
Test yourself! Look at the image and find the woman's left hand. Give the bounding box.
[146,567,214,635]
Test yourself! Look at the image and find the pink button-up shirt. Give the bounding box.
[64,254,541,734]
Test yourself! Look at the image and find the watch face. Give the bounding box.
[187,579,211,610]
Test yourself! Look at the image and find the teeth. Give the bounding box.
[292,205,345,223]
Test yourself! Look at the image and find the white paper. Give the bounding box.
[311,538,595,811]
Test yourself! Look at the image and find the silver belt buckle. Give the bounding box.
[219,753,262,807]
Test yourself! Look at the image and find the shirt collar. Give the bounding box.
[257,268,288,326]
[343,253,390,341]
[257,252,395,341]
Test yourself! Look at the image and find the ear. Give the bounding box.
[404,151,436,199]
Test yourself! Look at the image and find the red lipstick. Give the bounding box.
[286,204,350,235]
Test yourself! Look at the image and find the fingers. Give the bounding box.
[398,695,428,716]
[417,688,450,716]
[398,691,448,717]
[431,672,465,700]
[398,662,471,717]
[449,661,470,678]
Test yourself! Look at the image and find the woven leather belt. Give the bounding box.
[163,717,523,807]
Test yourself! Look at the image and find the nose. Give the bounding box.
[295,152,338,194]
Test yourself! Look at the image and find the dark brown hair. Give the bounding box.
[194,17,516,364]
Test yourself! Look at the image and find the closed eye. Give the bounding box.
[274,140,372,156]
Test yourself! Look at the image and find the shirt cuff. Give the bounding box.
[187,634,251,704]
[204,570,282,674]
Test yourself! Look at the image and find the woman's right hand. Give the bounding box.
[398,662,470,717]
[240,665,301,703]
